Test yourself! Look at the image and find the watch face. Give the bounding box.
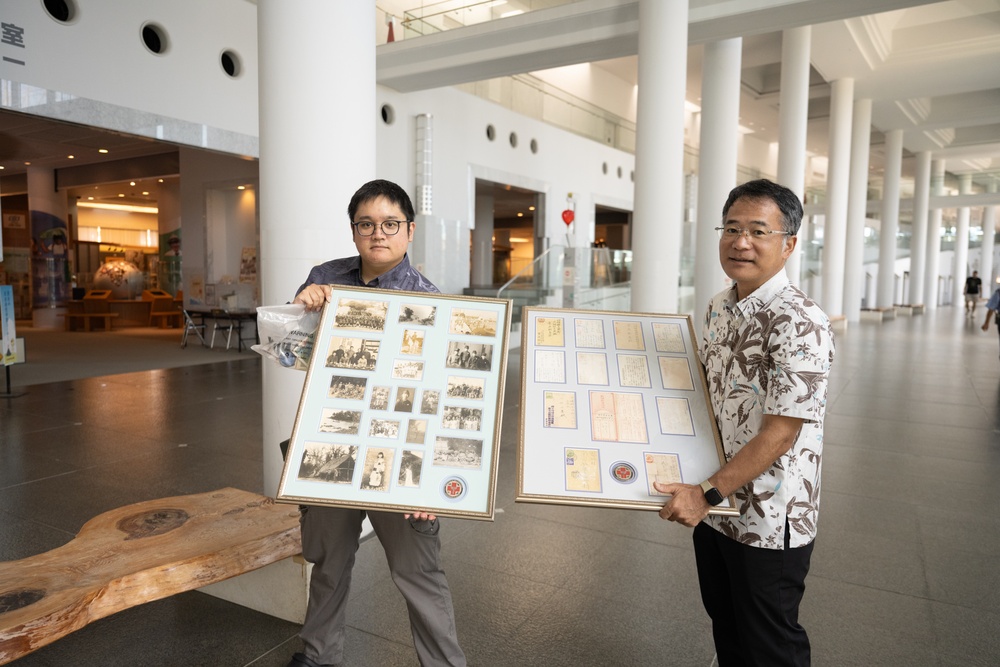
[705,487,724,506]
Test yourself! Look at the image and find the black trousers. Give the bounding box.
[693,522,814,667]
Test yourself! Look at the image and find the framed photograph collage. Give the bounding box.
[276,286,511,520]
[516,307,738,515]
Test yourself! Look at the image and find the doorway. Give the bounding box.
[471,180,542,287]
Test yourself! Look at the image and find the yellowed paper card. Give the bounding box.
[613,320,645,350]
[658,356,695,391]
[576,352,609,385]
[543,391,577,428]
[535,317,565,347]
[644,453,682,495]
[656,397,695,436]
[565,448,602,492]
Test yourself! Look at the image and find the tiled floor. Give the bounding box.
[2,307,999,666]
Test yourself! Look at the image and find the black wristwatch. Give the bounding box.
[700,480,724,507]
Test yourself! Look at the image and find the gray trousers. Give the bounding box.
[299,506,467,667]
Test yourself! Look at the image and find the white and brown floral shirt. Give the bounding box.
[700,270,834,550]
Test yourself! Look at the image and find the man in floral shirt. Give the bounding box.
[655,179,834,666]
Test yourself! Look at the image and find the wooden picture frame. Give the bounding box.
[276,286,511,521]
[516,306,738,516]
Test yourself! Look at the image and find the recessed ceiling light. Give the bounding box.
[118,193,125,197]
[67,155,75,159]
[98,149,108,154]
[88,196,94,200]
[141,191,149,195]
[158,178,163,183]
[130,181,136,186]
[517,212,524,217]
[237,185,245,190]
[24,161,30,165]
[528,206,535,211]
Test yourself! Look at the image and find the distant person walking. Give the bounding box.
[982,283,1000,360]
[964,271,983,316]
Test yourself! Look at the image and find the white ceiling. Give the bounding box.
[2,0,999,201]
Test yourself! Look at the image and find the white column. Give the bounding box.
[909,151,931,306]
[471,192,494,286]
[952,173,972,305]
[982,181,997,289]
[821,78,854,316]
[877,129,903,308]
[924,159,945,311]
[776,26,811,285]
[259,0,375,497]
[631,0,688,314]
[694,37,741,312]
[843,98,872,321]
[27,167,70,318]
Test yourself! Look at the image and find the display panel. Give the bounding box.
[276,286,511,520]
[517,307,738,515]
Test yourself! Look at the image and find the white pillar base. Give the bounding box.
[199,555,311,623]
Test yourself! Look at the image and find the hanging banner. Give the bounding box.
[1,285,16,366]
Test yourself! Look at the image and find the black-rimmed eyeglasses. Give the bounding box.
[715,226,791,241]
[352,220,411,236]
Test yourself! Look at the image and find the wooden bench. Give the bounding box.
[0,487,301,664]
[146,293,183,328]
[60,312,119,331]
[830,314,848,332]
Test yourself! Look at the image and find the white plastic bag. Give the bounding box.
[251,304,321,370]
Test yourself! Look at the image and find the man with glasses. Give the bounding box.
[655,179,835,666]
[290,180,466,667]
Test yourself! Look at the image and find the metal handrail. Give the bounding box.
[496,244,563,298]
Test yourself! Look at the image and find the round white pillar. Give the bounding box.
[982,181,997,289]
[776,26,811,285]
[821,78,854,317]
[924,160,945,311]
[471,192,494,287]
[909,151,931,306]
[843,98,872,321]
[952,174,972,306]
[631,0,688,314]
[258,0,375,496]
[694,37,741,311]
[877,129,903,308]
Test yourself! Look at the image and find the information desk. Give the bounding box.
[186,307,257,351]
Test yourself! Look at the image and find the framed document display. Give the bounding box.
[276,286,511,521]
[516,307,738,516]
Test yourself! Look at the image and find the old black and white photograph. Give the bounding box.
[327,375,368,400]
[297,443,357,484]
[369,385,390,410]
[368,419,400,439]
[360,448,395,491]
[400,329,425,356]
[397,450,425,488]
[441,406,483,431]
[394,387,416,413]
[326,336,380,371]
[405,419,428,444]
[398,303,436,326]
[420,389,440,415]
[433,436,484,469]
[333,298,388,332]
[446,342,493,371]
[392,359,425,381]
[318,409,362,435]
[446,376,485,400]
[449,307,499,337]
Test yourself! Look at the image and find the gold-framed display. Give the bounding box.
[276,286,511,521]
[517,306,738,516]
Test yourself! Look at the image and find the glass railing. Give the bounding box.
[497,245,632,323]
[401,1,575,37]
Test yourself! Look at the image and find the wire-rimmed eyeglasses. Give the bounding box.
[352,220,412,236]
[715,226,791,241]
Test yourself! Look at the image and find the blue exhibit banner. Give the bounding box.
[1,284,16,366]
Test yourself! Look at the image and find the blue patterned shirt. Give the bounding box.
[296,254,439,296]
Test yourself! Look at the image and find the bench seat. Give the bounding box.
[0,488,301,664]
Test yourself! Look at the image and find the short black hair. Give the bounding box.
[347,179,415,223]
[721,179,803,236]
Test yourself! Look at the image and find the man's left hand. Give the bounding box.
[404,511,437,521]
[654,482,710,527]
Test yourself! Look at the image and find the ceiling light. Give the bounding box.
[517,212,524,217]
[528,206,535,211]
[88,196,94,200]
[500,9,523,17]
[118,193,125,197]
[141,191,149,195]
[98,149,108,154]
[130,181,136,186]
[67,155,75,159]
[77,201,158,214]
[237,185,245,190]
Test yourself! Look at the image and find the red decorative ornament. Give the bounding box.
[561,209,575,225]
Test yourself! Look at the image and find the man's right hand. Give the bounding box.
[293,284,332,311]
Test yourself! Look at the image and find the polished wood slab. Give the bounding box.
[0,488,301,664]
